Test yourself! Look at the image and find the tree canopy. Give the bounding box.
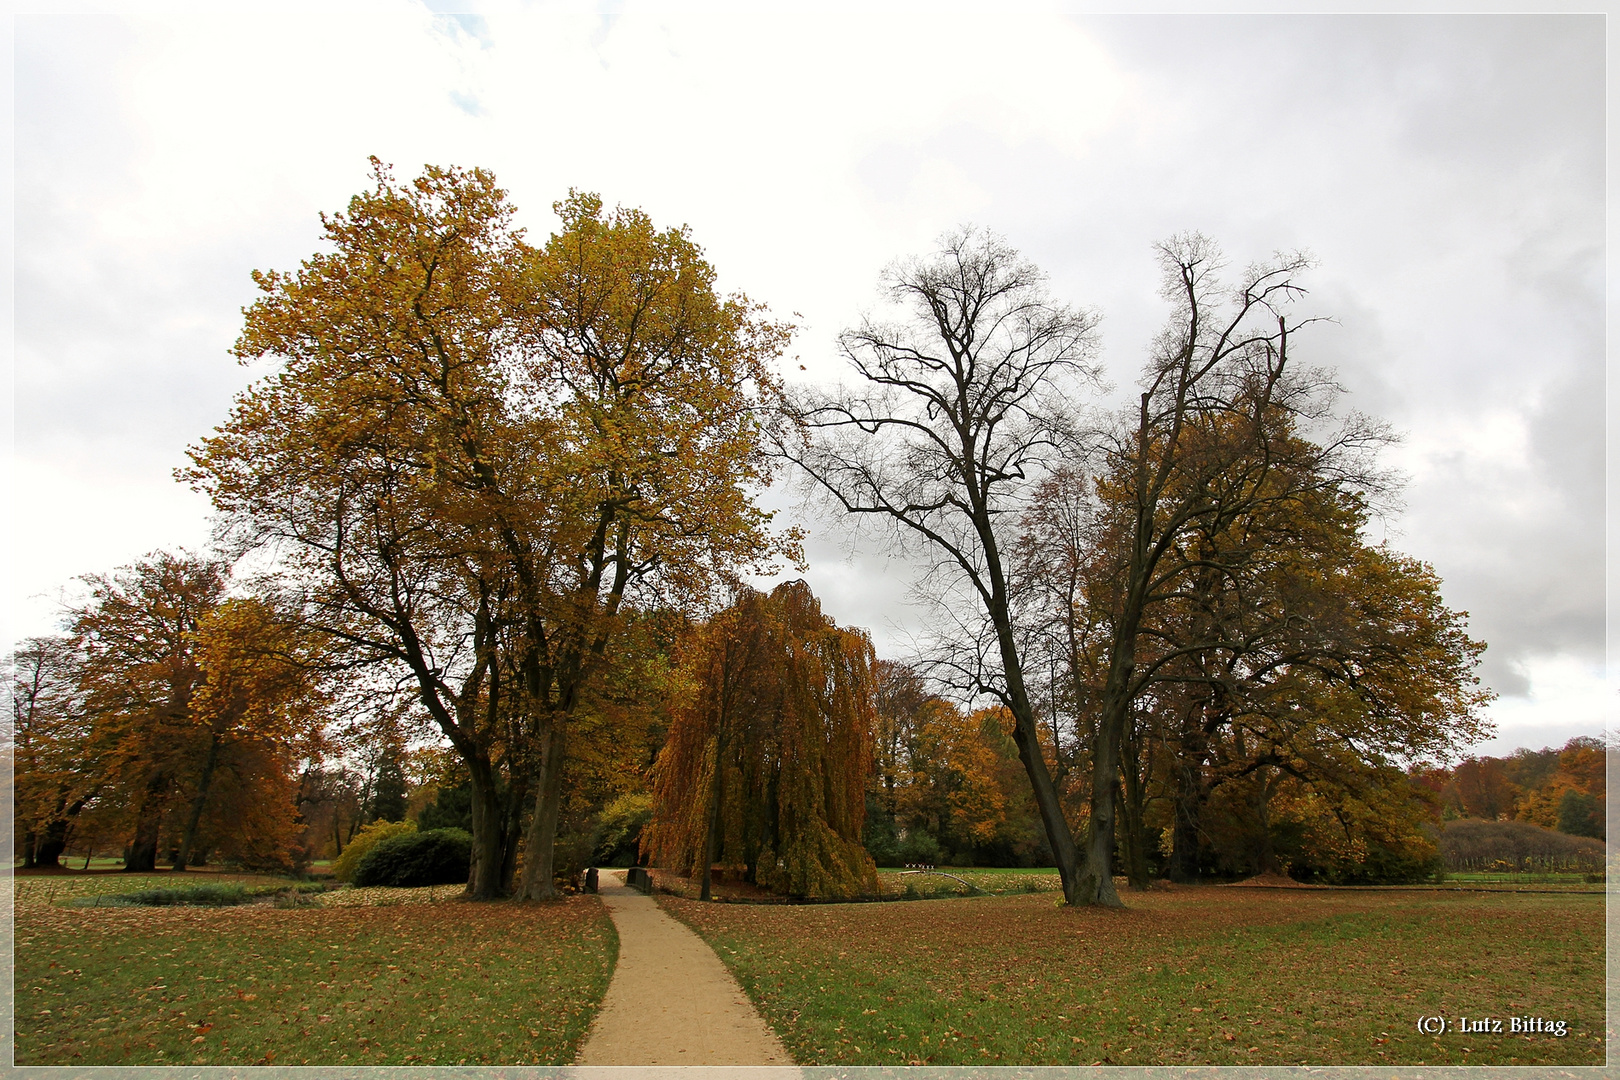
[186,161,796,898]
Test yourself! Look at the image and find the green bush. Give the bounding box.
[117,883,249,906]
[331,819,416,883]
[897,830,941,866]
[353,828,472,888]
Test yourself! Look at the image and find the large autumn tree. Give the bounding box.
[187,161,795,899]
[33,552,327,872]
[1056,237,1400,904]
[1015,239,1488,895]
[71,553,229,871]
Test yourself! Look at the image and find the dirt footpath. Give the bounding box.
[574,870,796,1069]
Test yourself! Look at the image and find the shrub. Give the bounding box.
[118,883,250,906]
[352,828,472,888]
[897,830,941,866]
[331,819,416,883]
[1440,818,1605,873]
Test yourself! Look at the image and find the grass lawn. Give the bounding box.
[15,871,616,1066]
[664,886,1606,1067]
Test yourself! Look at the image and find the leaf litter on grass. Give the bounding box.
[664,886,1604,1068]
[17,879,617,1067]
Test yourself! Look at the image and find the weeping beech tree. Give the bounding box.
[644,581,879,899]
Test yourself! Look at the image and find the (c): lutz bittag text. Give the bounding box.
[1416,1016,1567,1037]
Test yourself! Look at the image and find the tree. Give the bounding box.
[507,193,796,900]
[72,553,229,871]
[781,228,1102,904]
[173,596,328,870]
[644,581,879,899]
[1453,756,1518,821]
[187,162,795,899]
[59,553,328,873]
[1110,496,1488,886]
[1060,236,1398,904]
[7,636,91,868]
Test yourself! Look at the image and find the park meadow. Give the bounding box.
[9,161,1610,1069]
[15,867,1605,1067]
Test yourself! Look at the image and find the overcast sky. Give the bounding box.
[5,4,1608,759]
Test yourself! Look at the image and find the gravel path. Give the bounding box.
[574,870,796,1069]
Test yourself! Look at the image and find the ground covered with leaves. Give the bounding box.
[665,886,1605,1067]
[15,872,616,1066]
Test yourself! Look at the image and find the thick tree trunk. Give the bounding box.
[1075,614,1142,906]
[1118,775,1151,891]
[1074,709,1123,906]
[466,760,508,899]
[1168,760,1206,883]
[124,773,168,872]
[498,778,527,891]
[517,723,567,901]
[22,831,38,870]
[125,810,162,872]
[1168,719,1211,883]
[990,613,1081,905]
[174,731,223,872]
[1250,770,1280,877]
[34,819,71,869]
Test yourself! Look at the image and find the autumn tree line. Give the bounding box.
[6,160,1532,904]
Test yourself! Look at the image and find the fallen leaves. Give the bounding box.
[667,886,1604,1068]
[17,886,616,1067]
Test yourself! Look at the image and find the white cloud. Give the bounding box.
[8,9,1604,758]
[1472,655,1613,759]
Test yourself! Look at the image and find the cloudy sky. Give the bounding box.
[7,4,1607,759]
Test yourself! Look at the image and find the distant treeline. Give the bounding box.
[1417,737,1608,840]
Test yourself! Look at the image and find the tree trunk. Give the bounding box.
[124,772,168,872]
[989,609,1082,905]
[1119,772,1151,891]
[1168,720,1211,883]
[700,733,726,902]
[1169,759,1206,883]
[1074,709,1124,906]
[498,777,527,891]
[466,760,508,899]
[125,809,162,872]
[516,723,567,901]
[34,819,71,869]
[1251,769,1281,877]
[174,730,224,872]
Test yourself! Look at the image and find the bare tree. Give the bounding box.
[781,228,1102,905]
